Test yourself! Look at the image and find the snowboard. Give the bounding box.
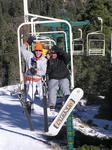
[46,88,84,136]
[18,92,34,131]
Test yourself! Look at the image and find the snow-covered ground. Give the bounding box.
[0,85,52,150]
[0,84,112,150]
[73,100,112,139]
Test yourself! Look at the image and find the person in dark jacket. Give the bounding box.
[47,45,70,112]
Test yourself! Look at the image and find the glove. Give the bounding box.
[31,57,37,67]
[27,36,36,45]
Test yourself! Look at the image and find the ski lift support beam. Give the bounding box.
[71,20,91,27]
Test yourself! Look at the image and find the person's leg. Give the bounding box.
[48,79,59,109]
[26,81,36,102]
[37,80,43,100]
[35,80,44,107]
[59,78,70,102]
[26,80,37,111]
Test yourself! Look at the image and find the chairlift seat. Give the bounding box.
[87,32,105,56]
[73,38,84,55]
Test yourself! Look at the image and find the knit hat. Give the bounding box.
[34,42,44,51]
[51,45,60,53]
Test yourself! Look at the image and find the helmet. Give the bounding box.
[34,42,44,51]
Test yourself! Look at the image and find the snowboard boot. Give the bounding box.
[48,106,58,117]
[63,95,69,104]
[31,103,35,111]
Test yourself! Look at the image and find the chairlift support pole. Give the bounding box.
[78,28,82,39]
[23,0,29,22]
[67,112,74,150]
[98,17,103,32]
[73,28,82,40]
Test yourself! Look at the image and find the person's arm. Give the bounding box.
[57,50,70,65]
[21,45,33,61]
[46,59,54,75]
[20,44,34,69]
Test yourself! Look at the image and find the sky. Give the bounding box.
[0,84,112,150]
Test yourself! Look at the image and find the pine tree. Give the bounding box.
[76,0,112,118]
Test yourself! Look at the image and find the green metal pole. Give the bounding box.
[67,112,74,150]
[62,19,74,149]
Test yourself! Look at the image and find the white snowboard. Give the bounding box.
[46,88,84,136]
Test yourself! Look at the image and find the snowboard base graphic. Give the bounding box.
[46,88,84,136]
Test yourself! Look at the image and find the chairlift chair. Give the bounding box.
[73,28,84,55]
[34,31,68,52]
[86,17,105,56]
[87,32,105,56]
[18,20,74,90]
[34,35,56,49]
